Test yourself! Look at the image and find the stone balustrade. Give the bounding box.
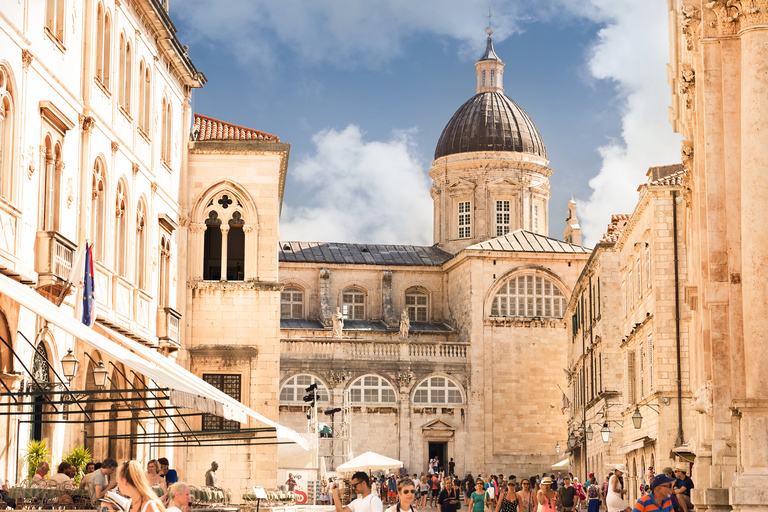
[281,339,468,362]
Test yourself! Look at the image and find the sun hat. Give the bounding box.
[614,464,627,473]
[541,477,554,486]
[675,464,688,473]
[650,474,676,490]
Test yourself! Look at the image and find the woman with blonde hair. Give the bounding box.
[145,460,167,495]
[117,461,165,512]
[419,476,430,508]
[385,478,417,512]
[166,482,191,512]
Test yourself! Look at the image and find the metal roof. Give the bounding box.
[278,241,453,267]
[465,229,589,253]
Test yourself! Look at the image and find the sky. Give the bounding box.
[174,1,681,247]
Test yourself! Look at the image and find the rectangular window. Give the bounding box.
[637,259,642,298]
[405,292,428,322]
[639,347,645,398]
[202,374,241,430]
[495,200,510,236]
[533,204,539,233]
[627,270,633,312]
[648,334,653,392]
[458,201,471,239]
[645,248,651,289]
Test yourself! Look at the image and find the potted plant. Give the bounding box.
[62,445,92,486]
[24,440,51,482]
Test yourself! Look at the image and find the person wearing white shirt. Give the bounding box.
[385,478,418,512]
[50,462,74,489]
[332,472,383,512]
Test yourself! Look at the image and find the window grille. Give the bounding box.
[413,376,463,404]
[342,289,366,320]
[490,275,566,318]
[348,375,396,404]
[458,201,471,239]
[405,291,428,322]
[495,200,510,236]
[279,375,329,403]
[627,351,636,404]
[202,374,241,430]
[281,287,304,319]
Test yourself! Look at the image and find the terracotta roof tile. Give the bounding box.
[193,113,279,142]
[600,214,630,243]
[650,169,685,186]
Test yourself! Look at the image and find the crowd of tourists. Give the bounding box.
[331,462,695,512]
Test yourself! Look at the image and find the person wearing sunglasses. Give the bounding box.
[517,480,536,512]
[386,478,418,512]
[332,471,383,512]
[631,474,675,512]
[471,480,491,512]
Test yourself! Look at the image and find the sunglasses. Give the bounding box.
[402,490,416,495]
[350,482,361,488]
[522,483,530,486]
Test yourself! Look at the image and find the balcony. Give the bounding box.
[34,231,77,297]
[157,307,182,351]
[281,339,468,363]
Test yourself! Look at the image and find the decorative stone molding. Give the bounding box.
[189,222,205,234]
[26,145,35,179]
[382,270,397,328]
[150,181,158,195]
[81,116,96,133]
[243,224,255,234]
[705,0,742,35]
[680,66,696,110]
[484,317,565,329]
[319,268,330,279]
[111,141,119,154]
[739,0,768,28]
[691,380,714,416]
[396,371,413,389]
[21,49,33,69]
[187,279,283,291]
[329,370,349,387]
[132,162,139,176]
[179,215,190,228]
[219,224,230,235]
[681,4,702,51]
[66,178,73,208]
[319,268,332,326]
[681,141,694,173]
[430,185,441,199]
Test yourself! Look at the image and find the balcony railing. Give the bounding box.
[157,307,182,350]
[281,339,468,362]
[35,231,77,292]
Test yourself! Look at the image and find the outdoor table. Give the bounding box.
[9,487,89,499]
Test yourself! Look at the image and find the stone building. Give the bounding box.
[667,2,768,512]
[277,29,591,477]
[0,1,299,494]
[566,164,695,499]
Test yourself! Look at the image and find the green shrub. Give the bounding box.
[62,445,92,485]
[24,440,51,482]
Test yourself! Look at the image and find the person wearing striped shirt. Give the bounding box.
[632,475,676,512]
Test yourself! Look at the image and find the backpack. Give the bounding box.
[588,485,599,499]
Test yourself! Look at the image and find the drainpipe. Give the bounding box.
[672,191,684,447]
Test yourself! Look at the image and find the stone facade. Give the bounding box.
[667,2,768,511]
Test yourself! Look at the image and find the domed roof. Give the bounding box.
[434,91,547,160]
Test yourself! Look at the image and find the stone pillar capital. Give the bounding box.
[220,224,230,235]
[190,223,206,234]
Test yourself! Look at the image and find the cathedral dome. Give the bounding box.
[434,91,547,160]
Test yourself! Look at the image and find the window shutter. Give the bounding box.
[627,351,636,404]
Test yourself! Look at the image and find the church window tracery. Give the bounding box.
[348,375,396,404]
[342,288,365,320]
[405,290,428,322]
[458,201,471,239]
[490,274,566,319]
[413,376,463,404]
[281,286,304,319]
[280,375,329,403]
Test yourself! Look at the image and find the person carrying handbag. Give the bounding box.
[471,480,491,512]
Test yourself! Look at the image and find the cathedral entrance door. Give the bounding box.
[428,441,447,474]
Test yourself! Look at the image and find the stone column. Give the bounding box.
[189,223,205,281]
[243,224,256,280]
[396,372,412,467]
[219,224,229,281]
[734,18,768,511]
[43,149,54,230]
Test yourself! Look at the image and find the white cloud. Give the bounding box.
[279,125,433,245]
[562,1,682,245]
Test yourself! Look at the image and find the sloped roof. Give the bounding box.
[278,241,453,267]
[193,113,278,142]
[600,214,631,243]
[465,229,589,253]
[650,168,685,186]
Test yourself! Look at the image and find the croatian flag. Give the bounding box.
[71,243,96,327]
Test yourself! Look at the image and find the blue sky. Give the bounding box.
[175,1,680,246]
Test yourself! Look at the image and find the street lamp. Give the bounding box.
[586,425,594,441]
[600,423,611,443]
[60,349,79,383]
[93,361,109,388]
[632,408,643,429]
[567,433,577,450]
[555,442,561,454]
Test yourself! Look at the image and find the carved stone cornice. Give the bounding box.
[111,141,119,154]
[131,162,139,176]
[396,371,413,389]
[705,0,743,35]
[189,222,206,234]
[329,370,349,387]
[680,66,696,110]
[81,116,96,133]
[681,4,702,51]
[681,140,695,173]
[187,279,283,291]
[739,0,768,28]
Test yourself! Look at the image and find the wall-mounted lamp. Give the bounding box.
[60,349,79,383]
[93,361,109,388]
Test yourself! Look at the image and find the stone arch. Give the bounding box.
[0,61,18,202]
[279,373,331,403]
[190,181,259,281]
[339,285,368,320]
[403,285,431,323]
[484,265,571,318]
[0,309,12,373]
[411,374,465,405]
[346,373,398,404]
[280,282,307,320]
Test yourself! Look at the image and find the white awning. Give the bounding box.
[0,273,308,450]
[552,458,570,469]
[618,436,655,455]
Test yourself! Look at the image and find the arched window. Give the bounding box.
[118,33,131,111]
[158,235,171,306]
[405,289,428,322]
[203,211,221,280]
[30,343,51,441]
[90,160,106,261]
[136,200,146,289]
[114,179,127,276]
[280,375,329,403]
[490,274,566,319]
[138,60,150,133]
[226,211,244,281]
[348,375,396,404]
[413,376,463,405]
[40,137,63,232]
[0,66,15,201]
[481,70,486,87]
[342,288,365,320]
[490,69,495,87]
[143,67,151,133]
[161,98,171,164]
[281,286,304,319]
[45,0,65,42]
[95,4,111,88]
